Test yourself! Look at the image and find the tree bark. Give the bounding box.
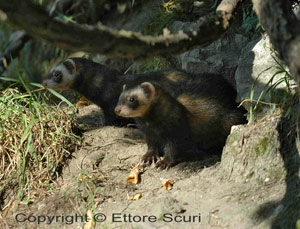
[0,0,241,59]
[252,0,300,90]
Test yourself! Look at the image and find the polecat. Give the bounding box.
[43,58,195,126]
[115,79,246,169]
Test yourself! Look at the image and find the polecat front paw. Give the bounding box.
[141,151,160,165]
[155,158,171,170]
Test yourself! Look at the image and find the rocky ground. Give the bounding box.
[2,104,292,229]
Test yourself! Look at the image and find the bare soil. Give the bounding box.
[1,104,286,229]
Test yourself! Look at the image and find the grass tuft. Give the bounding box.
[0,77,81,201]
[247,55,295,123]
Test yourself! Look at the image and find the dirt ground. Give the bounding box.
[2,104,286,229]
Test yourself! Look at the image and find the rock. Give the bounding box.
[169,21,198,34]
[235,35,296,104]
[221,116,286,184]
[222,113,300,228]
[82,150,106,168]
[172,19,295,107]
[175,31,250,87]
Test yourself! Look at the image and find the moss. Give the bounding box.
[267,167,284,182]
[254,136,270,156]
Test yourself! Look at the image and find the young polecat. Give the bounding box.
[43,58,195,126]
[115,79,246,169]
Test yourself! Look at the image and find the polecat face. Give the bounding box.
[115,82,156,118]
[43,59,76,90]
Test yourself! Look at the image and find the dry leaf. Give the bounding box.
[126,163,140,184]
[79,174,93,182]
[83,209,95,229]
[76,96,89,109]
[129,193,142,200]
[162,179,175,190]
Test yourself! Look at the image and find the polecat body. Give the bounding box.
[115,79,246,169]
[43,58,194,126]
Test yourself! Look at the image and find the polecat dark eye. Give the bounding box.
[129,97,135,103]
[53,72,60,78]
[52,71,62,83]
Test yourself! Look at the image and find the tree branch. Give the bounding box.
[0,0,241,59]
[252,0,300,89]
[0,0,74,73]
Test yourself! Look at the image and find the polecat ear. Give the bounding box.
[140,82,156,98]
[63,59,76,74]
[122,84,127,91]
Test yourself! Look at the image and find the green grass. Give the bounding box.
[248,55,295,123]
[72,169,104,213]
[0,19,82,205]
[0,73,80,201]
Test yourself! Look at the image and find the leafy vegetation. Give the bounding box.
[72,169,104,212]
[248,55,295,123]
[0,73,81,201]
[143,4,175,36]
[241,4,261,36]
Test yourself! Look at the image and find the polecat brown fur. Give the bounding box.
[43,58,194,126]
[115,79,246,169]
